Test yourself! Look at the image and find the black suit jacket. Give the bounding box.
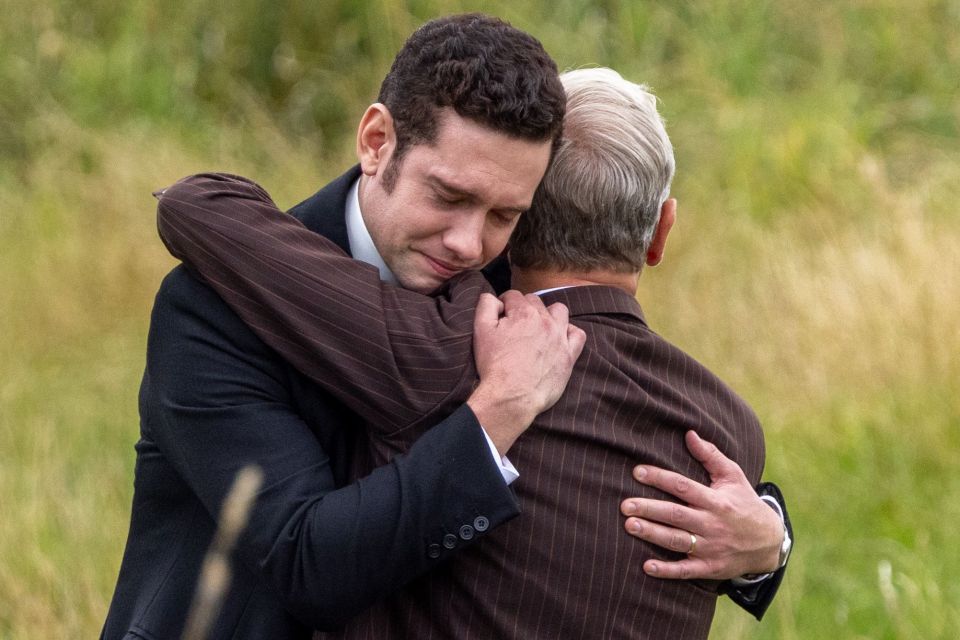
[101,167,520,640]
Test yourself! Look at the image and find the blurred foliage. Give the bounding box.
[3,1,959,214]
[1,1,959,638]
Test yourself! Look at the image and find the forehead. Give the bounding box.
[405,109,553,208]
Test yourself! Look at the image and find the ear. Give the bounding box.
[645,198,676,267]
[356,103,396,176]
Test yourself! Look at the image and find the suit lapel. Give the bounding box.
[287,165,363,253]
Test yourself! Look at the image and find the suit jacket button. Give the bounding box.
[459,524,475,541]
[443,533,458,549]
[473,516,489,532]
[427,543,441,559]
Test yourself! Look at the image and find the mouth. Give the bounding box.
[422,253,468,279]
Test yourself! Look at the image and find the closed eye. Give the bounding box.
[436,195,461,205]
[492,210,524,227]
[432,190,467,207]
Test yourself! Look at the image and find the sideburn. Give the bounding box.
[380,153,403,194]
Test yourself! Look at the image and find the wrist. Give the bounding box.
[757,496,789,573]
[466,382,536,455]
[773,520,792,570]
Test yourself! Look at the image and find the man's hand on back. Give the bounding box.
[620,431,784,580]
[467,291,587,456]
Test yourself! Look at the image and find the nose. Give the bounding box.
[441,211,485,265]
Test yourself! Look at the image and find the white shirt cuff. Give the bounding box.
[759,494,785,521]
[480,427,519,485]
[729,495,786,586]
[729,572,772,587]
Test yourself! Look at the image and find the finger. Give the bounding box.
[474,293,504,331]
[621,497,705,532]
[523,293,550,318]
[499,290,529,316]
[643,558,720,581]
[624,517,702,555]
[499,289,525,305]
[685,431,747,483]
[632,464,711,508]
[567,325,587,359]
[546,301,569,325]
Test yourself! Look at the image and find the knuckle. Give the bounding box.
[715,497,736,517]
[706,448,723,465]
[670,504,686,524]
[670,532,685,550]
[707,562,724,579]
[680,565,691,580]
[674,477,690,495]
[717,455,737,472]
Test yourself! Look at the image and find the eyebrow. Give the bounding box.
[428,175,530,215]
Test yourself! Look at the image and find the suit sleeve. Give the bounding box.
[720,482,792,619]
[155,173,483,440]
[144,268,520,630]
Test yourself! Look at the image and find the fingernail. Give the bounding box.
[628,520,642,534]
[647,562,659,575]
[624,501,637,515]
[634,466,647,480]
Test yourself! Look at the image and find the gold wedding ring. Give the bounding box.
[687,533,697,555]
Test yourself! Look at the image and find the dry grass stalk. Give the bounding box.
[181,465,264,640]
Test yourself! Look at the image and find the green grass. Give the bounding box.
[1,1,958,637]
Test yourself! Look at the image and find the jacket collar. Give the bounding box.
[538,285,647,326]
[286,165,363,253]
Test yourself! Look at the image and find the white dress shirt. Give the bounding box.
[345,178,519,485]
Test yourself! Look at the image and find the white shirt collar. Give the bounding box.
[533,285,574,296]
[345,177,398,285]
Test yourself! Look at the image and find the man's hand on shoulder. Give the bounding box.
[467,291,586,456]
[620,431,784,581]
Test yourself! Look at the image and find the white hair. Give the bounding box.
[511,67,675,272]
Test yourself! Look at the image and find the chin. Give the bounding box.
[409,281,443,295]
[412,276,446,295]
[394,271,440,295]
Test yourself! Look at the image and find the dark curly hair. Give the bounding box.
[377,14,565,190]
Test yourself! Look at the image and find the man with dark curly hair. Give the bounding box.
[106,14,789,640]
[103,15,578,640]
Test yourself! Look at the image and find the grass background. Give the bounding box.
[1,1,958,637]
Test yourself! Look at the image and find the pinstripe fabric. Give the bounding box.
[157,174,766,639]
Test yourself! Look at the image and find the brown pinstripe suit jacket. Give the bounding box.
[157,173,766,639]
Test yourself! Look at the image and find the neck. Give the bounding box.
[511,267,640,296]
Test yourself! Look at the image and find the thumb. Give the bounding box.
[685,431,743,484]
